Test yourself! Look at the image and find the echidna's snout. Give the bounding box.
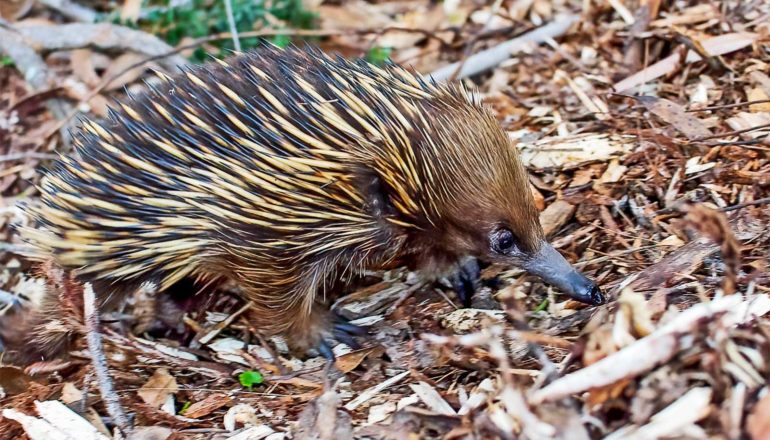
[521,242,605,305]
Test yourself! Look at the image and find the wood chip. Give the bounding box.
[344,371,409,411]
[636,95,711,140]
[614,32,759,93]
[605,388,713,439]
[409,382,456,415]
[518,134,632,170]
[2,400,110,440]
[137,368,178,409]
[182,393,233,419]
[531,294,770,404]
[540,200,576,238]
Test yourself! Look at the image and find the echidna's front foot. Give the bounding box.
[316,315,370,361]
[449,257,481,308]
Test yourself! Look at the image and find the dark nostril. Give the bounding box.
[588,284,606,305]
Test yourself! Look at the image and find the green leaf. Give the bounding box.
[533,298,549,312]
[102,0,317,62]
[271,34,291,48]
[179,401,192,414]
[1,56,14,67]
[366,46,392,65]
[238,370,264,388]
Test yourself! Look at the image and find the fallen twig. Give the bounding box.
[0,26,71,133]
[429,14,579,81]
[37,0,97,22]
[83,283,131,434]
[13,23,188,73]
[222,0,241,52]
[0,28,51,90]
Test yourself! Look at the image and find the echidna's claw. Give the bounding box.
[332,313,370,351]
[450,257,481,308]
[332,329,361,350]
[316,316,370,360]
[334,321,368,336]
[317,339,335,361]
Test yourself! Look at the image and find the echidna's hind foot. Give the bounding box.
[317,316,371,361]
[0,292,23,351]
[283,305,371,361]
[0,305,73,364]
[316,318,369,361]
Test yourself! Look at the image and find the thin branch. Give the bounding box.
[721,196,770,213]
[693,122,770,141]
[429,14,578,81]
[0,152,59,163]
[222,0,241,52]
[0,26,72,142]
[686,99,770,112]
[37,0,98,22]
[448,0,506,82]
[13,23,188,73]
[84,283,131,434]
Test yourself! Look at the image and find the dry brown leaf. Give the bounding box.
[102,52,151,91]
[636,96,711,140]
[409,382,456,415]
[334,347,376,373]
[0,366,32,396]
[182,393,232,419]
[379,6,445,49]
[3,400,110,440]
[540,200,576,238]
[318,1,393,30]
[518,134,632,170]
[586,378,631,409]
[596,159,628,185]
[571,167,597,186]
[530,184,545,211]
[650,4,716,27]
[137,368,178,408]
[0,0,33,20]
[750,71,770,97]
[60,383,84,404]
[747,88,770,112]
[70,49,101,88]
[725,111,770,141]
[271,376,323,390]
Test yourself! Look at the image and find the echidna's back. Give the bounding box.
[20,44,467,291]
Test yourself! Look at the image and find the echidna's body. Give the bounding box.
[17,45,603,357]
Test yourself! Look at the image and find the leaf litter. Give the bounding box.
[1,0,770,439]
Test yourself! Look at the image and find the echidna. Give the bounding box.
[13,44,604,359]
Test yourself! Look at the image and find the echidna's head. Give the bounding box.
[385,89,604,305]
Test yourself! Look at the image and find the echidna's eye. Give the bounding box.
[491,228,516,254]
